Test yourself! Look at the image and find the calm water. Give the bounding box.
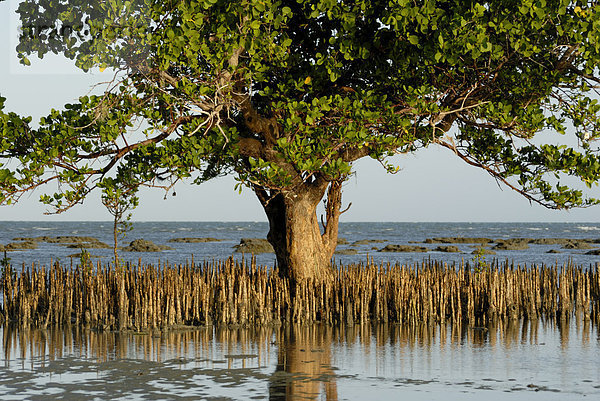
[0,320,598,400]
[2,221,600,269]
[2,221,600,399]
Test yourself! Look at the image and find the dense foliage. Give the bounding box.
[1,0,600,277]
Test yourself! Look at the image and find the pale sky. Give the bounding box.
[1,0,600,222]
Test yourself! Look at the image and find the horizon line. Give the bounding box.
[1,220,600,224]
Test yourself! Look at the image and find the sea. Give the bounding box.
[1,221,600,269]
[1,221,600,400]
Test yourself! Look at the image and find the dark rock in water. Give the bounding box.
[335,248,358,255]
[585,249,600,255]
[530,238,577,245]
[378,244,428,253]
[562,240,594,250]
[66,242,111,249]
[434,245,460,253]
[45,236,104,244]
[471,248,496,255]
[493,239,530,250]
[67,252,101,258]
[5,241,38,251]
[547,249,561,254]
[11,237,40,242]
[353,239,386,245]
[494,243,529,251]
[233,238,274,254]
[425,237,493,244]
[122,239,173,252]
[167,237,222,243]
[337,238,349,245]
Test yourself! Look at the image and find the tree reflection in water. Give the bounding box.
[0,318,596,400]
[269,325,338,401]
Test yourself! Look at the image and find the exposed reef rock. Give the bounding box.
[471,248,496,255]
[493,239,530,251]
[562,241,595,250]
[353,239,387,245]
[529,238,594,245]
[378,244,428,252]
[13,236,110,249]
[335,248,358,255]
[66,242,111,249]
[43,236,103,244]
[122,239,173,252]
[233,238,274,254]
[425,237,493,244]
[4,241,38,251]
[434,245,460,253]
[167,237,223,243]
[67,252,101,258]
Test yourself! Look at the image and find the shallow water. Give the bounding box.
[3,221,600,270]
[1,319,598,400]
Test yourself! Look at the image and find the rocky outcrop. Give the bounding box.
[233,238,274,254]
[434,245,460,253]
[337,238,348,245]
[335,248,358,255]
[378,244,428,252]
[562,241,595,250]
[66,242,111,249]
[67,252,101,258]
[167,237,222,243]
[530,238,570,245]
[4,241,38,250]
[425,237,493,244]
[493,239,530,251]
[122,239,173,252]
[353,239,386,245]
[16,236,111,249]
[42,236,103,244]
[585,249,600,255]
[530,238,593,245]
[471,248,496,255]
[547,249,561,254]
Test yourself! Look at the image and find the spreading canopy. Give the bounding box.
[2,0,600,212]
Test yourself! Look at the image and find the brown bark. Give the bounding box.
[254,178,343,284]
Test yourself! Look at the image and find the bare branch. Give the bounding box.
[436,140,556,209]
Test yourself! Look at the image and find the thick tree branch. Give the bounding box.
[85,115,194,177]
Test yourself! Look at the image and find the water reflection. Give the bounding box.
[1,320,599,399]
[270,325,338,400]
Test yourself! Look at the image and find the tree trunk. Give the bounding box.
[254,179,343,284]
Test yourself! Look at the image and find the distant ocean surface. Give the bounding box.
[2,221,600,269]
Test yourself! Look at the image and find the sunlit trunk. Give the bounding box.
[255,181,343,284]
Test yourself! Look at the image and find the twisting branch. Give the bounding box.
[436,140,556,209]
[91,115,195,177]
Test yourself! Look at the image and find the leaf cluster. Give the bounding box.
[1,0,600,210]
